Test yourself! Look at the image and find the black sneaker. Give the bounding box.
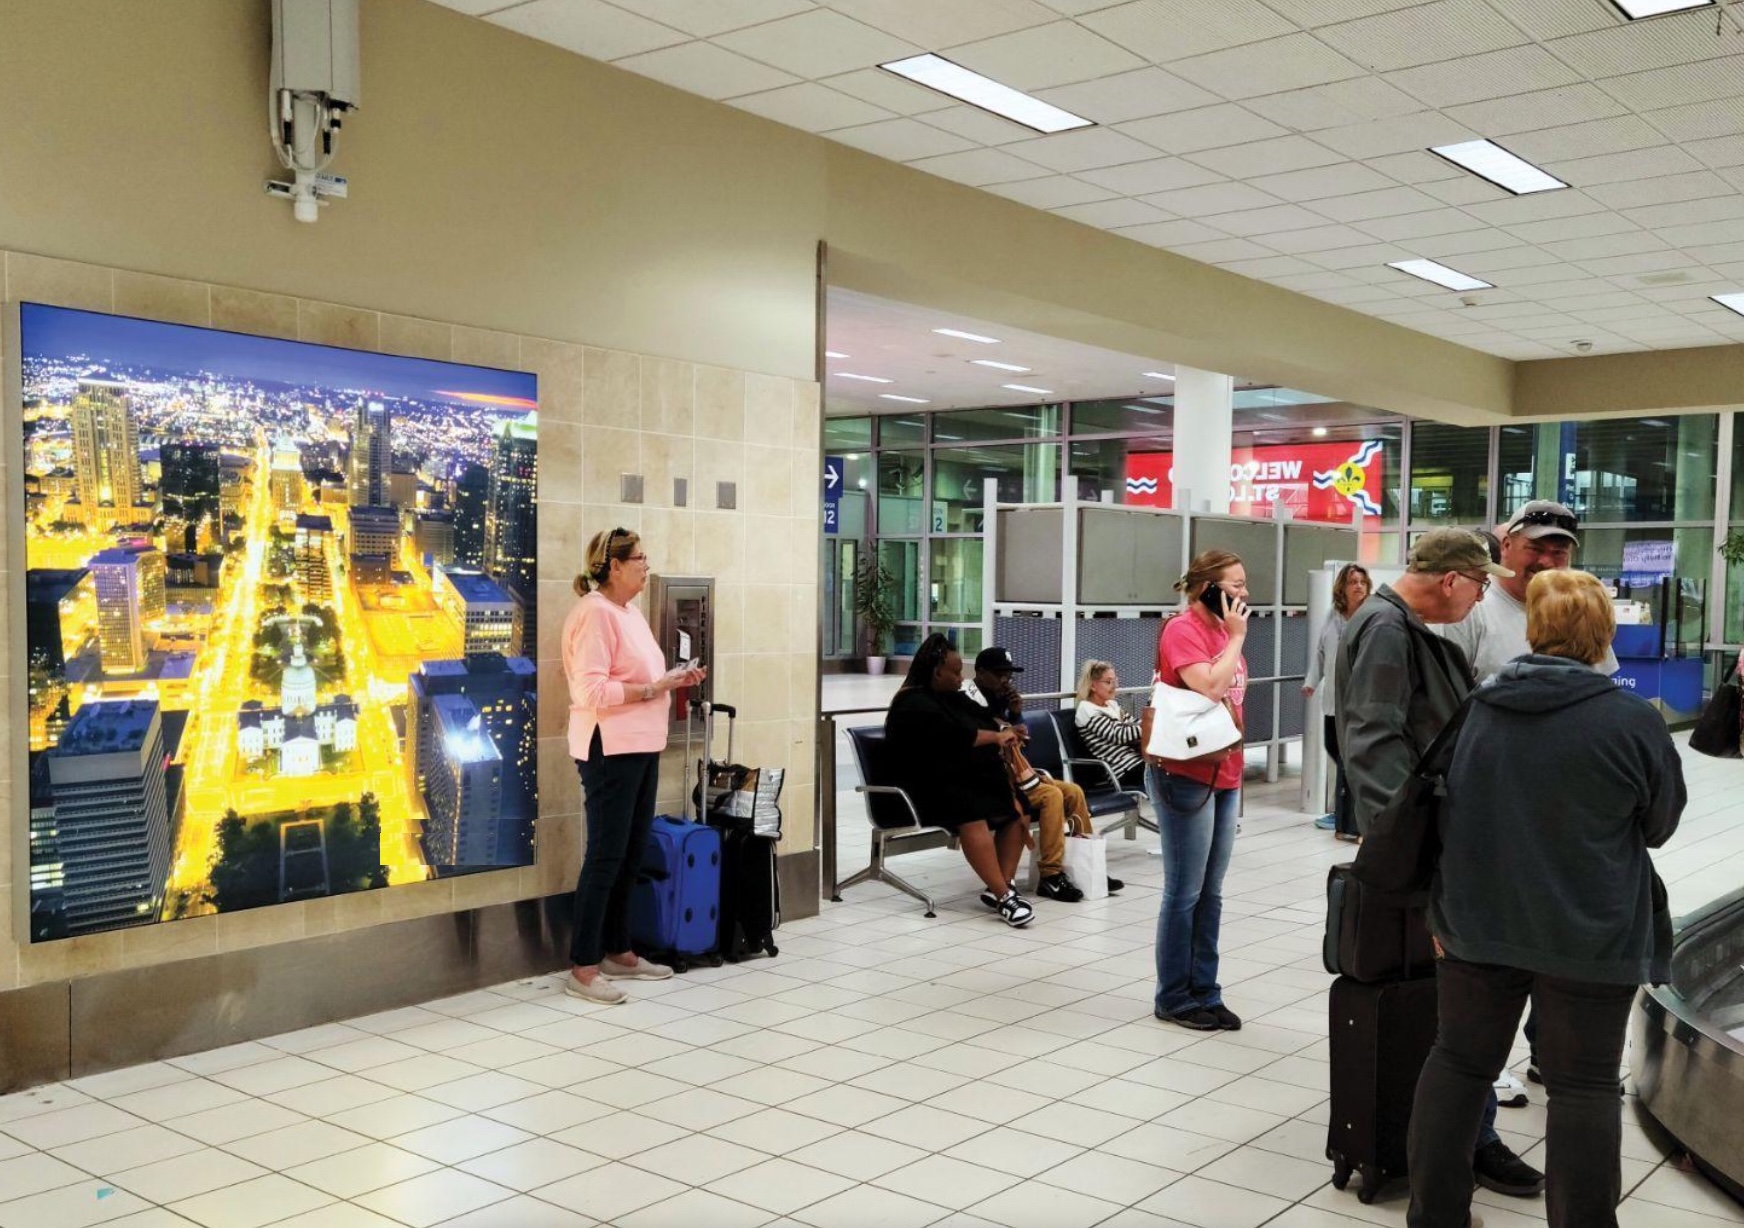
[1526,1059,1542,1085]
[1158,1007,1220,1031]
[1106,876,1124,894]
[997,892,1034,928]
[1038,873,1084,902]
[1208,1004,1242,1031]
[979,879,1016,910]
[1473,1138,1545,1197]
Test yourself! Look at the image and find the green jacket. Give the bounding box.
[1335,585,1475,835]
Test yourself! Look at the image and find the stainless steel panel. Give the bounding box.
[997,508,1063,604]
[1133,511,1185,605]
[1078,508,1136,605]
[1284,524,1359,606]
[1191,517,1278,605]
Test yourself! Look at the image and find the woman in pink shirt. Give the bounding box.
[562,528,705,1005]
[1148,549,1248,1033]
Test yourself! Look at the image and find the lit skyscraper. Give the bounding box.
[347,399,392,509]
[46,699,172,935]
[160,441,221,553]
[407,655,536,867]
[69,379,142,517]
[423,694,505,868]
[485,417,537,600]
[89,548,166,674]
[452,462,489,568]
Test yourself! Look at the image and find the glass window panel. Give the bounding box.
[823,416,871,451]
[929,538,984,624]
[931,404,1061,442]
[875,538,922,625]
[1578,525,1710,649]
[876,450,927,535]
[1497,417,1718,523]
[892,622,925,657]
[1069,398,1173,437]
[878,415,926,446]
[1069,437,1166,503]
[1409,423,1490,525]
[930,443,1059,533]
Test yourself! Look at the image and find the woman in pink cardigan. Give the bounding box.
[562,527,705,1005]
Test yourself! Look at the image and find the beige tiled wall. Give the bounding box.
[0,251,821,991]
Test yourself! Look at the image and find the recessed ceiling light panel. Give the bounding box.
[879,393,930,404]
[932,327,1002,344]
[1387,258,1494,292]
[824,350,848,359]
[1712,293,1744,317]
[971,359,1031,372]
[835,372,894,383]
[881,54,1093,135]
[1610,0,1712,17]
[1141,371,1176,381]
[1002,383,1055,395]
[1430,139,1567,195]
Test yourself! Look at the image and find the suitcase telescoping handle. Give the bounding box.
[700,701,737,769]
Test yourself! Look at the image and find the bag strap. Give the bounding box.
[1414,688,1479,782]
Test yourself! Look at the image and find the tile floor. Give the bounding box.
[1,679,1740,1228]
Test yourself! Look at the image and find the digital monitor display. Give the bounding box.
[19,303,539,942]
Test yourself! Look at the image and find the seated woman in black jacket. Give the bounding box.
[885,634,1035,927]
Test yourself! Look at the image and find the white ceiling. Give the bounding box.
[436,0,1744,361]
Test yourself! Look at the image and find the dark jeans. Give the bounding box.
[1324,715,1356,837]
[1407,956,1636,1228]
[1146,767,1238,1016]
[569,730,660,967]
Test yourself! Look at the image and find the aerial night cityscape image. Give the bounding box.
[20,303,539,942]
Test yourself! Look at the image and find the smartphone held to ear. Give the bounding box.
[1198,584,1227,617]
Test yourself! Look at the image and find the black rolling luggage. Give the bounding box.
[694,703,782,961]
[1326,973,1439,1205]
[1324,863,1435,983]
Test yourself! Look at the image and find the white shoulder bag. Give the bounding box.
[1144,679,1241,762]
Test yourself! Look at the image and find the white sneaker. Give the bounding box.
[600,955,673,981]
[1494,1071,1528,1108]
[564,973,627,1005]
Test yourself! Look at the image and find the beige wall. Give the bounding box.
[0,252,820,988]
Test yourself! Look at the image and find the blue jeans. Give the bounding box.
[1147,766,1238,1016]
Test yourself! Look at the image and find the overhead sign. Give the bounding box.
[823,455,843,534]
[1123,439,1391,521]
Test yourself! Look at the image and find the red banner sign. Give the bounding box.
[1123,440,1388,521]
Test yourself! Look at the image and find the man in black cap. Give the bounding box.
[964,647,1122,903]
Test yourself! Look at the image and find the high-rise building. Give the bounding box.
[485,417,537,600]
[414,510,456,568]
[347,399,392,509]
[269,442,305,512]
[452,462,490,568]
[348,504,401,563]
[45,699,172,936]
[160,441,221,553]
[69,379,142,519]
[26,568,94,751]
[294,514,333,600]
[28,756,67,942]
[433,566,519,655]
[422,694,505,868]
[407,654,536,867]
[89,548,165,674]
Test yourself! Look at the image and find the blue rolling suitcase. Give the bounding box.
[630,710,722,971]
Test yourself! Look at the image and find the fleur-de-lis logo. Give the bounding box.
[1311,440,1385,516]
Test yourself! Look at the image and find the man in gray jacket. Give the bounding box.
[1335,528,1546,1199]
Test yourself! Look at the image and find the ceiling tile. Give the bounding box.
[1263,0,1432,26]
[1188,135,1346,179]
[1358,208,1489,242]
[488,0,688,60]
[1545,145,1702,186]
[824,0,1057,47]
[1312,113,1477,160]
[1507,115,1671,164]
[1491,0,1619,40]
[1366,150,1465,184]
[1077,157,1225,194]
[1417,176,1510,206]
[1005,127,1162,172]
[1247,162,1397,202]
[1311,284,1407,305]
[614,41,800,99]
[1455,260,1583,286]
[1035,0,1129,12]
[602,0,815,37]
[1263,224,1391,254]
[1463,189,1609,226]
[1306,241,1415,269]
[905,147,1055,186]
[1505,212,1639,244]
[1076,0,1296,60]
[828,117,979,161]
[1270,270,1365,292]
[949,20,1145,90]
[1035,67,1221,123]
[1317,0,1526,72]
[1442,84,1628,137]
[1624,195,1744,232]
[1116,104,1290,155]
[1657,218,1744,248]
[1601,58,1744,114]
[1207,204,1334,237]
[820,67,954,113]
[732,81,895,130]
[715,9,919,76]
[983,175,1118,208]
[1586,251,1703,277]
[1690,137,1744,171]
[1139,181,1283,215]
[1457,245,1573,272]
[1542,232,1671,262]
[1385,46,1582,109]
[1547,14,1734,78]
[1170,34,1368,101]
[1243,77,1425,131]
[1165,237,1281,263]
[1412,229,1528,260]
[1310,185,1443,222]
[1217,255,1323,277]
[1645,97,1744,144]
[1112,219,1229,248]
[426,0,529,12]
[917,103,1038,145]
[1053,197,1174,227]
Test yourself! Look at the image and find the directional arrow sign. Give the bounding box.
[823,456,844,535]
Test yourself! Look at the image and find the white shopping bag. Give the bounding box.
[1062,833,1108,901]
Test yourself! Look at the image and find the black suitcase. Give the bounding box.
[714,823,780,961]
[1324,863,1436,983]
[1327,974,1439,1205]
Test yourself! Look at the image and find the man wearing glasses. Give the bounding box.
[1440,500,1618,684]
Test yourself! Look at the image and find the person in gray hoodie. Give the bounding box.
[1406,569,1684,1228]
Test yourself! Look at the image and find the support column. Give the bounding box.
[1171,366,1235,514]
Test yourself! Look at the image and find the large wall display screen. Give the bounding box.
[18,304,539,942]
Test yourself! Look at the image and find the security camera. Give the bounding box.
[1572,340,1594,353]
[1459,295,1480,308]
[267,0,361,223]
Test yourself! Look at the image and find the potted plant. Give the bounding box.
[1720,530,1744,569]
[853,556,898,675]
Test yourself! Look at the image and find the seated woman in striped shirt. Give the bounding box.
[1074,660,1144,790]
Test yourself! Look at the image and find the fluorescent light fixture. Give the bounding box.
[835,372,893,384]
[1312,426,1329,437]
[1430,139,1566,195]
[879,393,930,404]
[1002,383,1055,395]
[1712,292,1744,317]
[881,53,1093,135]
[824,350,848,359]
[1387,258,1494,292]
[971,359,1031,373]
[932,327,1002,344]
[1142,371,1176,381]
[1610,0,1712,17]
